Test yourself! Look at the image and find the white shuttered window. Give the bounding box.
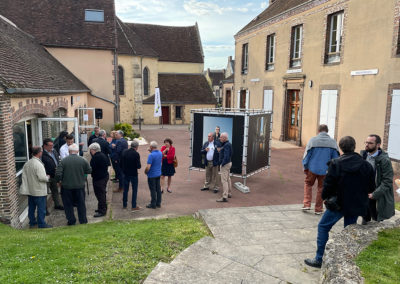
[263,90,273,111]
[320,90,338,139]
[388,90,400,159]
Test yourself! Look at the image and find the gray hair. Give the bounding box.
[88,142,101,153]
[117,130,124,136]
[131,140,139,149]
[150,141,158,148]
[221,132,229,139]
[68,143,79,153]
[32,146,42,156]
[99,129,106,137]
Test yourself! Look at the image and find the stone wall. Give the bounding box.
[320,215,400,283]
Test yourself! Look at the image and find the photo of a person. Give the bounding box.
[202,116,233,145]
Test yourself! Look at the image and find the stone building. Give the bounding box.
[233,0,400,165]
[0,0,119,129]
[205,69,225,104]
[117,20,216,124]
[221,56,235,108]
[0,16,96,227]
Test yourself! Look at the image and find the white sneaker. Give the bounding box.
[314,211,323,215]
[301,206,311,210]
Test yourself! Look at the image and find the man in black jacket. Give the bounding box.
[92,129,111,157]
[120,140,141,211]
[42,138,63,210]
[88,126,100,146]
[304,136,375,268]
[89,142,110,217]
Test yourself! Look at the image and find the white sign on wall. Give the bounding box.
[350,69,378,76]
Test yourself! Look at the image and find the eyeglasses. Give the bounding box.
[364,142,375,145]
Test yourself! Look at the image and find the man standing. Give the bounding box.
[89,142,110,217]
[88,126,100,146]
[304,136,375,268]
[302,125,339,214]
[92,129,111,157]
[144,141,162,209]
[121,140,141,211]
[201,132,221,193]
[112,130,128,192]
[19,146,52,228]
[216,132,232,202]
[361,134,395,224]
[56,144,92,225]
[41,138,63,211]
[59,134,74,160]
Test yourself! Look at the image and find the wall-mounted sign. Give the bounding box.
[286,69,302,74]
[350,69,378,76]
[250,78,260,82]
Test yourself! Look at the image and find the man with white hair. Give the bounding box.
[144,141,163,209]
[56,143,92,225]
[92,129,111,157]
[121,140,141,211]
[217,132,233,202]
[89,142,110,217]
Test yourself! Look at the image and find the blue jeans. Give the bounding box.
[123,175,138,208]
[148,176,161,207]
[316,209,358,261]
[28,195,47,227]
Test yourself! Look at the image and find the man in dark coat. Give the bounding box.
[216,132,233,202]
[361,134,395,224]
[92,129,111,157]
[42,138,63,210]
[200,132,221,193]
[304,136,375,268]
[89,142,110,217]
[88,126,100,146]
[120,140,141,211]
[112,130,128,192]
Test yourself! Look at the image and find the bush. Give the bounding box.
[113,123,140,140]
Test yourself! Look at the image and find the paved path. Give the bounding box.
[144,204,348,284]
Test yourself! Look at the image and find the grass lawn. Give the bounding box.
[356,228,400,284]
[396,202,400,211]
[0,216,210,283]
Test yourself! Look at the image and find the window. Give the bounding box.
[397,21,400,55]
[290,25,303,67]
[175,106,182,119]
[241,43,249,74]
[118,66,125,95]
[266,34,275,70]
[85,9,104,22]
[13,122,28,173]
[143,67,149,96]
[326,11,344,63]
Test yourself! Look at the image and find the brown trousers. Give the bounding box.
[220,162,232,199]
[204,161,221,190]
[303,170,325,212]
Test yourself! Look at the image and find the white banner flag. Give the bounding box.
[154,87,162,117]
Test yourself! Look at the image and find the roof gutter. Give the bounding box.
[6,88,90,94]
[90,92,117,106]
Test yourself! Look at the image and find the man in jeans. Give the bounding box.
[19,146,52,228]
[304,136,375,268]
[216,132,232,202]
[302,125,339,214]
[144,141,162,209]
[121,140,141,211]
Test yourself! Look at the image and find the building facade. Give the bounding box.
[233,0,400,166]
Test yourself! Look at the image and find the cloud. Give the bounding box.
[261,2,268,9]
[116,0,169,14]
[183,0,223,16]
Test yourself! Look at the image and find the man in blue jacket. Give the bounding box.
[201,132,221,193]
[216,132,232,202]
[302,125,339,214]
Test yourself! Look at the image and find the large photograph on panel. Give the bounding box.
[192,113,244,174]
[246,113,271,174]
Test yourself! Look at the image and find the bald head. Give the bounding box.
[207,132,214,142]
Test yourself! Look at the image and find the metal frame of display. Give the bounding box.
[188,108,273,186]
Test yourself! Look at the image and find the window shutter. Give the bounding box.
[263,90,273,111]
[397,23,400,54]
[245,89,250,109]
[237,90,241,108]
[388,90,400,159]
[320,90,338,138]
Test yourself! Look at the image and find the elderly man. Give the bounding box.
[121,140,141,211]
[42,138,63,210]
[59,134,74,160]
[201,132,221,193]
[112,130,128,192]
[88,126,100,146]
[92,129,111,157]
[19,146,52,228]
[56,143,92,225]
[144,141,163,209]
[216,132,233,202]
[89,142,110,217]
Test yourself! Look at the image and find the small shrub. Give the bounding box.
[113,123,140,140]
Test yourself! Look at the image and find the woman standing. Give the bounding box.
[213,126,221,142]
[160,138,175,193]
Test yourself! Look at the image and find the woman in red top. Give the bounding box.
[161,138,175,193]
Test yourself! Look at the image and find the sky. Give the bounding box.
[115,0,270,70]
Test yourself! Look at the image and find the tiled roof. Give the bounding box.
[238,0,309,35]
[0,17,89,93]
[116,18,158,57]
[125,23,204,63]
[0,0,116,49]
[143,74,215,104]
[208,71,225,86]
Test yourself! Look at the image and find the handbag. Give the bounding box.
[324,196,341,211]
[173,156,178,168]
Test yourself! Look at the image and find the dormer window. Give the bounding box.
[85,9,104,22]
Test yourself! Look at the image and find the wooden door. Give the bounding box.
[225,90,231,108]
[240,90,247,109]
[161,106,169,124]
[287,90,300,140]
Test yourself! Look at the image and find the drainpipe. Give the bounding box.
[114,50,120,123]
